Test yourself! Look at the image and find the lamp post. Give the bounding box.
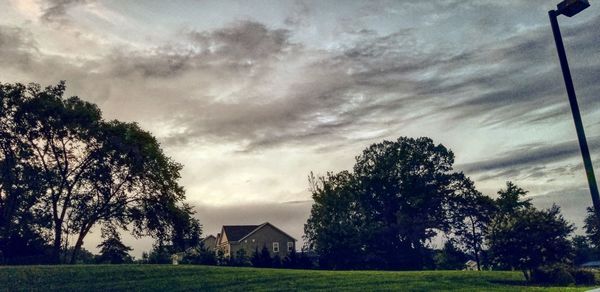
[548,0,600,220]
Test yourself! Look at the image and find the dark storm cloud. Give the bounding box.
[431,15,600,126]
[0,25,38,69]
[2,10,599,153]
[458,136,600,176]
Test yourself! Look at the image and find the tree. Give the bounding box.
[147,245,172,264]
[305,137,464,269]
[0,82,198,264]
[494,182,532,215]
[434,241,468,270]
[487,205,574,281]
[449,177,496,271]
[584,207,600,248]
[0,83,51,264]
[251,245,274,268]
[304,171,365,269]
[96,228,133,264]
[572,235,597,266]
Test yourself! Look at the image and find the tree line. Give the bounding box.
[2,82,599,285]
[303,137,600,284]
[0,82,200,264]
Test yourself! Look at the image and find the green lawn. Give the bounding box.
[0,265,597,291]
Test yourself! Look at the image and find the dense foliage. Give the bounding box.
[305,137,476,269]
[304,136,592,281]
[487,205,574,281]
[0,82,200,264]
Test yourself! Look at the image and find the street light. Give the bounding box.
[548,0,600,220]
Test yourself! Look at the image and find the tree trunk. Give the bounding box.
[522,269,530,282]
[474,250,481,271]
[52,223,62,264]
[70,224,92,264]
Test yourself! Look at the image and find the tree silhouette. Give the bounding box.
[305,137,465,269]
[0,81,198,263]
[96,228,133,264]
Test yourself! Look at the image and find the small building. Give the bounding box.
[464,260,478,271]
[201,235,217,251]
[211,222,296,258]
[580,261,600,269]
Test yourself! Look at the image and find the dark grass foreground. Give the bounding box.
[0,265,596,291]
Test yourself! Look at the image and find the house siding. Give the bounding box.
[227,224,296,258]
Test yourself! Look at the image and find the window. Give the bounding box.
[244,240,247,243]
[252,239,255,243]
[273,242,279,252]
[287,242,294,252]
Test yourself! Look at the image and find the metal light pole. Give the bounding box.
[548,0,600,220]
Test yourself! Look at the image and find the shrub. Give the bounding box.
[554,268,576,286]
[571,269,596,285]
[531,266,574,286]
[531,265,597,286]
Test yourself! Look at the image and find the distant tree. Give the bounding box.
[230,249,251,267]
[180,246,217,265]
[272,254,282,268]
[251,246,273,268]
[147,245,172,264]
[449,177,496,271]
[487,205,574,281]
[494,182,532,216]
[584,207,600,248]
[282,249,299,269]
[61,247,95,264]
[572,235,597,266]
[305,137,463,270]
[434,241,469,270]
[96,228,133,264]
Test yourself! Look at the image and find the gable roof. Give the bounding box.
[219,222,297,243]
[222,225,260,242]
[238,222,296,242]
[201,235,216,241]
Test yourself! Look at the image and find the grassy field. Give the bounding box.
[0,265,597,291]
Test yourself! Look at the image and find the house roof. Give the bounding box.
[581,261,600,267]
[220,222,297,243]
[201,235,216,241]
[239,222,296,242]
[222,225,261,242]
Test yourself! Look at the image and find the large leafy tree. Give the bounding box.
[0,82,199,264]
[304,171,364,269]
[487,205,574,281]
[0,83,51,263]
[305,137,464,269]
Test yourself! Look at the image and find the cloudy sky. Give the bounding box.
[1,0,599,256]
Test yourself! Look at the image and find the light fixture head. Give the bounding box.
[557,0,590,17]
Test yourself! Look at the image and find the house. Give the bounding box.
[464,260,478,271]
[201,235,217,251]
[211,222,296,258]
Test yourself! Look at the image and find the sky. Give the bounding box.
[1,0,599,257]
